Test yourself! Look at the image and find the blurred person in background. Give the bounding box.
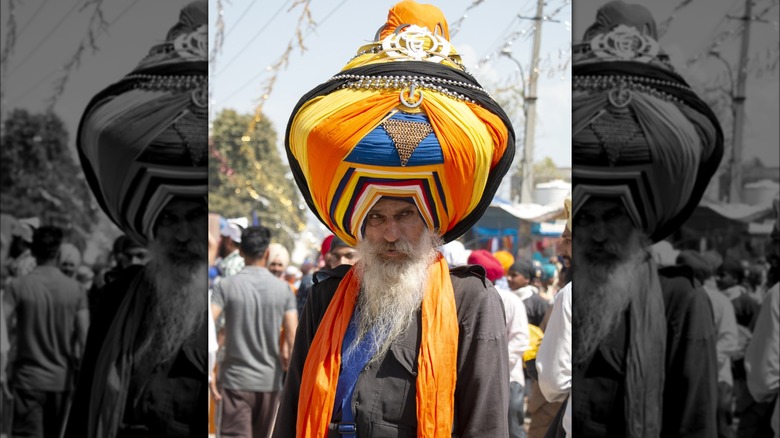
[469,249,530,438]
[210,225,298,438]
[266,243,290,279]
[57,243,82,279]
[536,196,573,438]
[216,222,245,281]
[4,226,88,438]
[678,250,740,438]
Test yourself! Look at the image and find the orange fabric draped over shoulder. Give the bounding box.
[296,255,458,437]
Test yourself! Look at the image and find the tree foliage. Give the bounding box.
[0,109,99,247]
[208,109,306,252]
[532,156,565,183]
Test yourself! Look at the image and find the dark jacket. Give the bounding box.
[273,263,510,438]
[572,265,718,437]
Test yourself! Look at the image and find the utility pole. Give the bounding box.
[729,0,753,204]
[519,0,545,205]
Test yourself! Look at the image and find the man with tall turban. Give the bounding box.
[62,2,208,437]
[273,1,516,436]
[570,1,723,437]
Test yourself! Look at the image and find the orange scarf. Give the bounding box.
[296,254,458,437]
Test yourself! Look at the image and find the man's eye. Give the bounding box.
[158,213,175,224]
[367,214,385,225]
[187,208,208,221]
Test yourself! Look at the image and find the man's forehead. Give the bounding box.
[332,246,356,255]
[579,197,626,215]
[369,198,419,214]
[162,198,206,215]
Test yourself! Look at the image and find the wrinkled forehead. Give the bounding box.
[574,192,643,229]
[578,197,626,216]
[367,197,421,216]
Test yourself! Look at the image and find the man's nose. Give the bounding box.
[174,224,192,242]
[383,218,402,243]
[590,221,609,243]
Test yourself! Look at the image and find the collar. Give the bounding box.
[514,285,538,301]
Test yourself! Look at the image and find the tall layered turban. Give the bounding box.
[572,0,723,243]
[286,0,515,247]
[77,2,207,245]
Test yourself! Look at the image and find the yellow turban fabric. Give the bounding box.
[571,0,723,243]
[77,1,207,245]
[492,250,515,274]
[287,0,515,247]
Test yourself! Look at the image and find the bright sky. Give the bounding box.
[208,0,574,171]
[1,1,187,154]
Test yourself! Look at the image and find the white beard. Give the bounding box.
[135,240,207,366]
[572,229,649,366]
[347,229,441,364]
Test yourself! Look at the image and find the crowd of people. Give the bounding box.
[2,1,779,438]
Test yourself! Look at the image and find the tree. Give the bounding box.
[0,109,99,248]
[209,109,307,252]
[532,156,564,184]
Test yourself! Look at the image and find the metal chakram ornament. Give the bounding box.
[399,83,424,108]
[173,24,208,60]
[590,24,659,63]
[382,24,451,63]
[608,81,632,108]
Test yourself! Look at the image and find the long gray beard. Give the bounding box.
[348,229,441,364]
[135,240,207,366]
[572,231,649,367]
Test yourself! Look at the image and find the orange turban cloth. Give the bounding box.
[77,1,207,245]
[287,0,515,247]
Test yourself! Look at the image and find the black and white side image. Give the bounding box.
[1,1,209,437]
[569,0,778,437]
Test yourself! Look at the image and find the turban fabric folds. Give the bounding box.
[571,0,723,243]
[77,2,208,245]
[287,1,515,247]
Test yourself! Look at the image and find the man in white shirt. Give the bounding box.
[467,249,530,438]
[536,197,572,437]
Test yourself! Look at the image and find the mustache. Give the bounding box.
[579,239,628,265]
[369,239,417,256]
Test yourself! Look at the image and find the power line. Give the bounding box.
[7,0,141,108]
[218,0,351,105]
[16,0,51,39]
[6,69,57,107]
[7,0,81,77]
[222,0,260,40]
[215,0,292,77]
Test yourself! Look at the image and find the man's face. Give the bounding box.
[574,197,636,266]
[59,260,77,277]
[715,269,737,290]
[557,227,572,260]
[506,270,531,290]
[328,246,359,268]
[268,258,286,277]
[362,198,427,263]
[153,198,208,265]
[119,247,149,268]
